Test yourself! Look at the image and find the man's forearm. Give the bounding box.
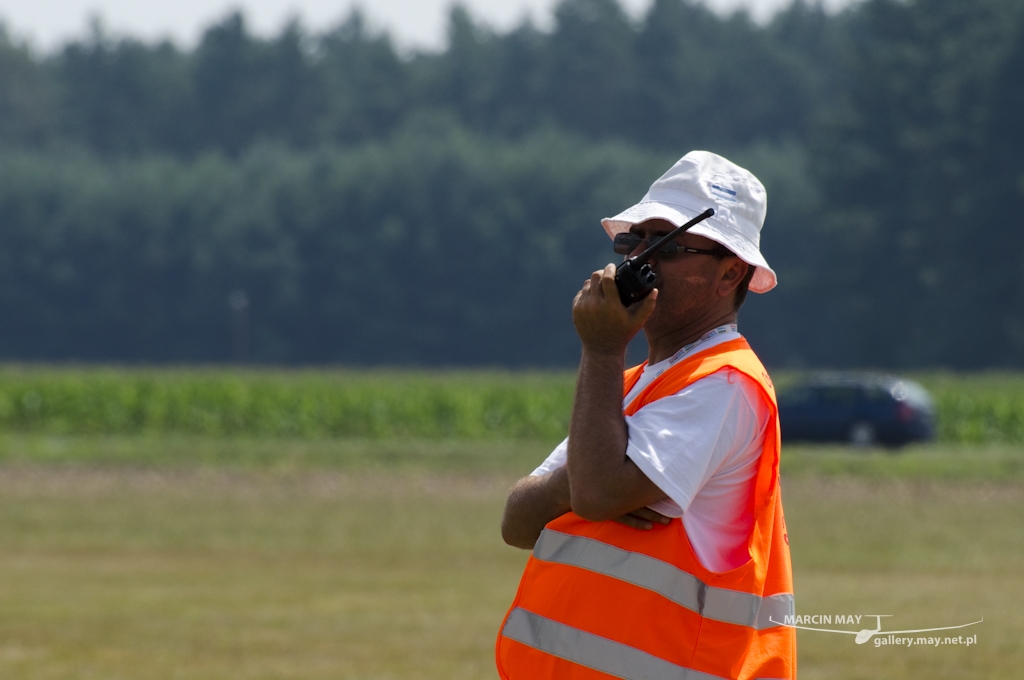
[566,349,667,521]
[566,350,629,518]
[567,349,628,492]
[501,467,571,549]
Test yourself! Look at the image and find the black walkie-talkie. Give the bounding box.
[614,208,715,307]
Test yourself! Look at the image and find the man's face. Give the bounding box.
[623,219,739,335]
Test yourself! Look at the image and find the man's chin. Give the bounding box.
[643,301,699,338]
[642,310,670,337]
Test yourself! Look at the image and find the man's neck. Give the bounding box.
[645,311,739,365]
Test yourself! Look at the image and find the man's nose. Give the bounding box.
[630,238,663,265]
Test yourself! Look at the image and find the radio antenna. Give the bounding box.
[630,208,715,266]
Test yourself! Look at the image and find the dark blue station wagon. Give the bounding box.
[777,374,936,447]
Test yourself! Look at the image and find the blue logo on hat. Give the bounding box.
[709,183,738,203]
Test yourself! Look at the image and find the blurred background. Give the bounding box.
[0,0,1021,678]
[0,0,1019,368]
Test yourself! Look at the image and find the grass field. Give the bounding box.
[0,436,1021,679]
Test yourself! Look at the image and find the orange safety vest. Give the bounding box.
[496,338,796,680]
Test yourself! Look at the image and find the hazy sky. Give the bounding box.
[0,0,856,53]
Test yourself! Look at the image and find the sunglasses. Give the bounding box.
[613,232,728,259]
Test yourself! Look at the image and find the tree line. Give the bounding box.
[0,1,833,155]
[0,0,1021,369]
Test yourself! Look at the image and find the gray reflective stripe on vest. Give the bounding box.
[533,529,794,630]
[503,607,728,680]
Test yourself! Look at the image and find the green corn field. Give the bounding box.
[0,366,1022,444]
[0,367,576,440]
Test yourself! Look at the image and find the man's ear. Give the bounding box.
[716,259,749,299]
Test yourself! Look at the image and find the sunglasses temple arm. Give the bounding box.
[629,208,715,267]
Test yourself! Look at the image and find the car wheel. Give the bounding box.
[849,422,876,448]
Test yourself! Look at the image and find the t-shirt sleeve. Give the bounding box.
[624,369,765,517]
[530,437,568,477]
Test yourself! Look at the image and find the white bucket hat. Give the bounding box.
[602,150,777,293]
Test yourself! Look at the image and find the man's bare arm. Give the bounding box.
[501,465,669,549]
[501,467,571,549]
[567,265,668,521]
[567,351,668,520]
[502,264,678,547]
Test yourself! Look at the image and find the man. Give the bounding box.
[496,151,796,680]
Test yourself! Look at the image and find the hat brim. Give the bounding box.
[602,200,777,294]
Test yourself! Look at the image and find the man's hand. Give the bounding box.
[572,264,658,356]
[615,506,672,531]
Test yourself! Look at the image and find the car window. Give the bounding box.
[816,386,859,404]
[865,386,892,404]
[778,387,815,407]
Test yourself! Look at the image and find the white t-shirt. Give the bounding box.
[531,327,770,573]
